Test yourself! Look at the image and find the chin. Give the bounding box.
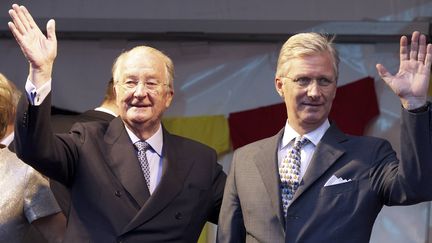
[126,114,150,123]
[302,115,325,125]
[135,117,152,123]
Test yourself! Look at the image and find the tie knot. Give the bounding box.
[134,141,151,152]
[293,136,309,149]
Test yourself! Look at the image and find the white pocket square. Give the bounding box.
[324,175,352,187]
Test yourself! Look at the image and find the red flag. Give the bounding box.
[228,77,379,149]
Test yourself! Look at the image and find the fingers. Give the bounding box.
[399,35,408,62]
[400,31,431,66]
[8,5,27,36]
[20,5,40,32]
[425,44,432,70]
[7,21,23,44]
[376,63,392,87]
[9,4,43,35]
[417,34,427,62]
[375,63,391,80]
[16,5,32,31]
[406,31,429,64]
[409,31,420,61]
[46,19,57,42]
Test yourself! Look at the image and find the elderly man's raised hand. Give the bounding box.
[376,31,432,110]
[8,4,57,87]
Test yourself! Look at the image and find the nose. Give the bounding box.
[307,81,320,100]
[133,82,149,97]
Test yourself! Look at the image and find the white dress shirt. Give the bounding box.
[0,132,14,147]
[125,125,164,195]
[278,120,330,182]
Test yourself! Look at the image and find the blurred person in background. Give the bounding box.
[0,73,66,243]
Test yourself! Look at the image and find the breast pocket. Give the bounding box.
[319,180,358,196]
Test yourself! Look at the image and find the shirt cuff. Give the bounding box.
[407,102,430,113]
[25,79,52,106]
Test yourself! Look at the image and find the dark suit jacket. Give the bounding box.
[15,94,226,243]
[50,110,116,215]
[51,109,115,133]
[218,106,432,243]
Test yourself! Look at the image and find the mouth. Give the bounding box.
[303,103,322,107]
[131,103,151,108]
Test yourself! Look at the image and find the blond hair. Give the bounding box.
[0,73,21,138]
[112,46,174,90]
[276,33,339,80]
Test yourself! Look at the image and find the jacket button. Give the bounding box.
[115,190,122,197]
[175,212,183,220]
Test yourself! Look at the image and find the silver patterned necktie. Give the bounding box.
[134,141,151,190]
[279,136,309,216]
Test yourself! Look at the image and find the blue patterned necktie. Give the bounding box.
[134,141,151,190]
[279,136,309,216]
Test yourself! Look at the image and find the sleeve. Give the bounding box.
[15,92,80,185]
[23,166,61,223]
[207,151,227,224]
[370,104,432,205]
[217,151,246,243]
[25,78,51,106]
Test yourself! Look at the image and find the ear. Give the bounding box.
[113,84,117,95]
[275,77,284,98]
[113,84,121,104]
[164,89,174,108]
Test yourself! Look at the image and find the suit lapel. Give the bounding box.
[292,124,346,202]
[254,130,286,229]
[104,117,150,208]
[122,129,195,233]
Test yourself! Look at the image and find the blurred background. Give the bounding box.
[1,0,432,242]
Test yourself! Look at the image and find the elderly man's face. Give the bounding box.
[115,50,173,131]
[275,51,337,133]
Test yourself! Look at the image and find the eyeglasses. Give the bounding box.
[282,76,335,88]
[118,79,169,94]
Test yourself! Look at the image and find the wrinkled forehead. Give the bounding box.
[120,51,167,78]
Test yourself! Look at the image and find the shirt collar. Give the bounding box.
[94,107,118,117]
[0,132,14,147]
[281,120,330,149]
[125,124,163,156]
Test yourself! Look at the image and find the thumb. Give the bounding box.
[376,63,392,83]
[46,19,56,41]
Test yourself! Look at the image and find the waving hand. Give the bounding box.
[8,4,57,87]
[376,31,432,110]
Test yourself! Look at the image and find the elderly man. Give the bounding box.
[8,4,225,242]
[218,32,432,243]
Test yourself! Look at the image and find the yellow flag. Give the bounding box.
[163,115,230,243]
[163,115,230,156]
[429,73,432,97]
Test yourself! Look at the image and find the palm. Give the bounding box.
[18,24,57,69]
[387,57,429,98]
